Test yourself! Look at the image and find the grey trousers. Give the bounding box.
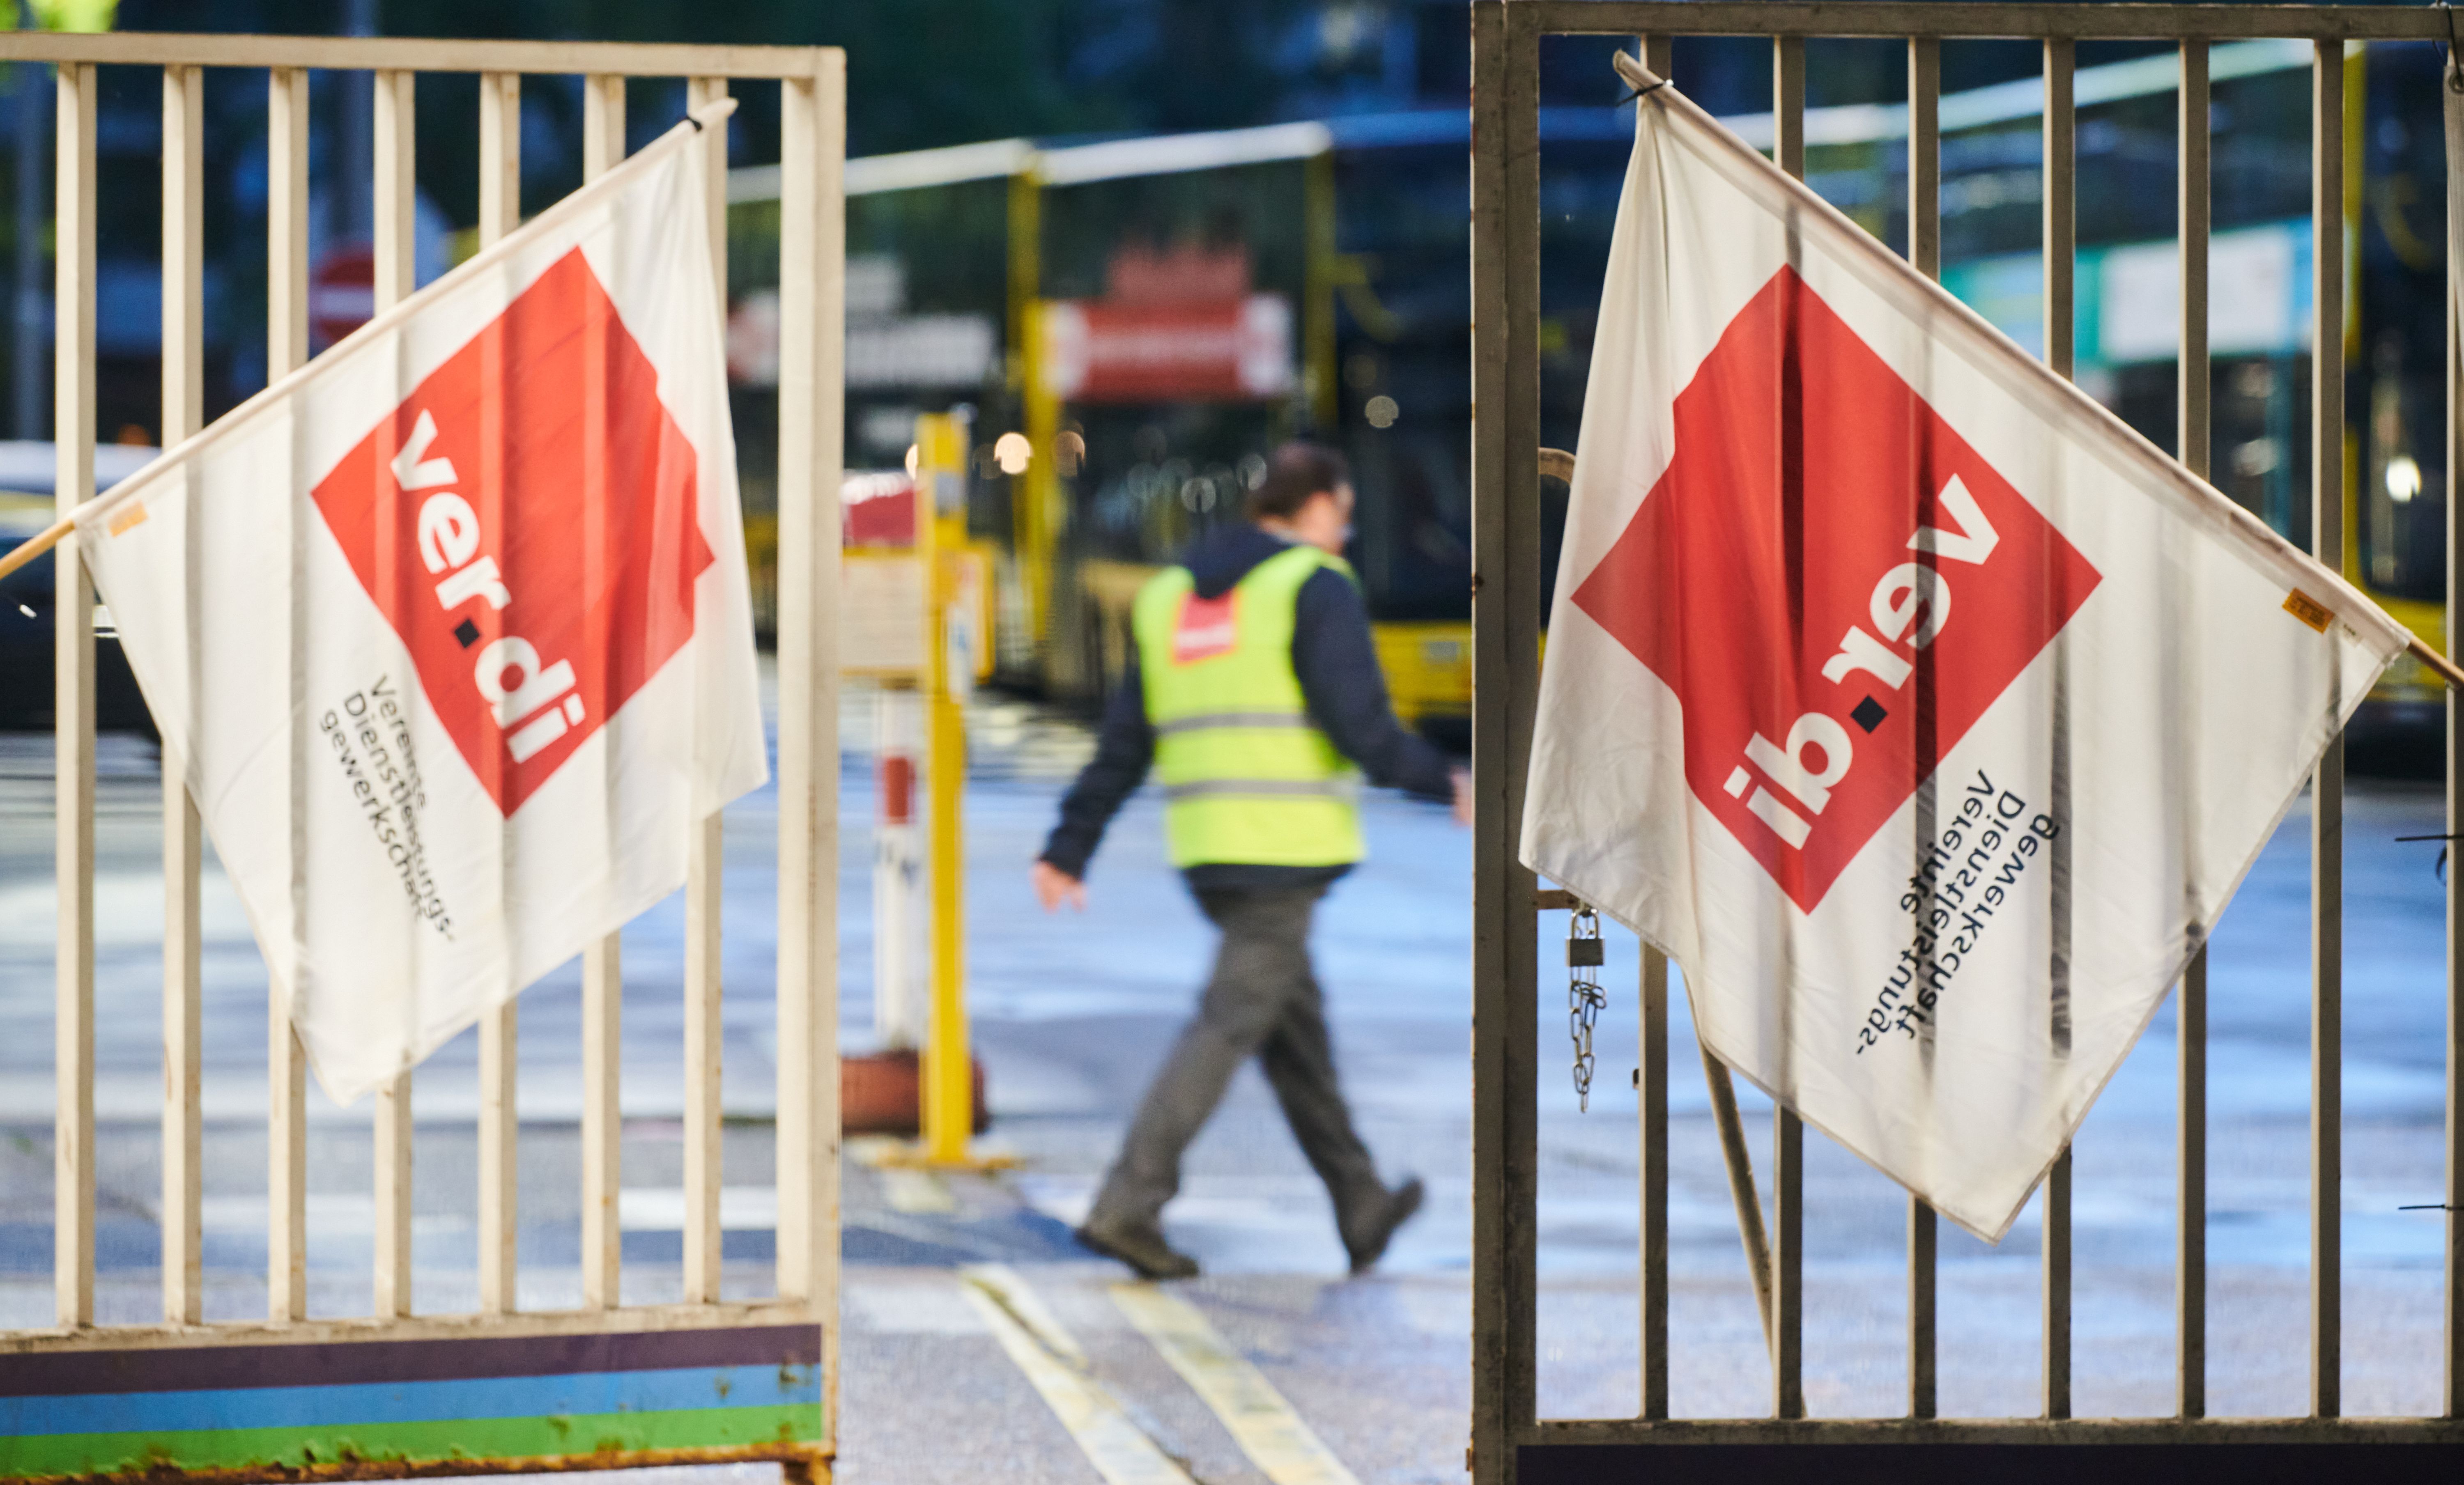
[1088,884,1386,1245]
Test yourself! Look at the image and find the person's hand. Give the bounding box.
[1450,767,1472,827]
[1032,859,1087,912]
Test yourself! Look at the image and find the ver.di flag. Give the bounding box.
[1521,65,2413,1241]
[76,107,765,1104]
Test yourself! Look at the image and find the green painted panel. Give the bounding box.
[1,1403,823,1479]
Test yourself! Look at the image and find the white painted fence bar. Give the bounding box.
[683,71,732,1310]
[53,57,95,1335]
[2311,36,2347,1422]
[1476,5,2464,1476]
[158,60,205,1331]
[577,69,627,1316]
[2178,35,2212,1423]
[474,70,522,1319]
[370,64,417,1324]
[7,30,844,1480]
[264,62,310,1328]
[775,52,849,1454]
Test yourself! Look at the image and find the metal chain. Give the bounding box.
[1567,904,1607,1111]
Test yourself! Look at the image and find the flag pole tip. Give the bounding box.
[687,96,740,130]
[2405,635,2464,692]
[1613,51,1665,94]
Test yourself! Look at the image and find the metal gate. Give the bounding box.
[1469,2,2462,1479]
[0,30,845,1481]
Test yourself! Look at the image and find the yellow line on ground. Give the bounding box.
[1110,1283,1363,1485]
[960,1266,1197,1485]
[963,1262,1089,1361]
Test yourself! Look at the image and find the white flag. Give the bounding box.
[1521,73,2411,1240]
[80,114,765,1104]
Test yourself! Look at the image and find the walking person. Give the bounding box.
[1032,441,1468,1280]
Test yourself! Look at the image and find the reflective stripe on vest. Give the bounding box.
[1153,711,1321,737]
[1162,778,1354,801]
[1132,543,1366,869]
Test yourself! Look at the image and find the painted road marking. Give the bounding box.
[960,1265,1196,1485]
[963,1263,1090,1361]
[1111,1282,1362,1485]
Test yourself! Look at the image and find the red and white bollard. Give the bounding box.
[872,684,924,1050]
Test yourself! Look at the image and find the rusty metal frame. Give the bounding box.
[1470,3,2464,1480]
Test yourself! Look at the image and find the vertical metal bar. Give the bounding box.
[1639,945,1668,1420]
[370,65,417,1322]
[1772,36,1804,179]
[1629,29,1669,1400]
[1908,1196,1937,1418]
[474,67,520,1318]
[2310,37,2346,1421]
[159,60,205,1330]
[1467,0,1541,1467]
[1770,32,1806,1424]
[2178,35,2213,1425]
[777,49,846,1453]
[2045,40,2076,380]
[1770,1107,1803,1419]
[51,58,94,1334]
[682,72,731,1308]
[1908,38,1939,278]
[2041,34,2077,1425]
[265,63,311,1326]
[579,71,627,1312]
[1505,0,1544,1445]
[2445,37,2464,1424]
[1906,30,1942,1424]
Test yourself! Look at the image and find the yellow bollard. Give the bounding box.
[914,412,972,1164]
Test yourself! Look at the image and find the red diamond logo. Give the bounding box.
[313,248,714,815]
[1573,267,2101,911]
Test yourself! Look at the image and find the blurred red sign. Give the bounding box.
[1041,294,1294,404]
[842,471,917,547]
[311,244,375,350]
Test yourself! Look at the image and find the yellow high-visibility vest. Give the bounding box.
[1131,543,1365,868]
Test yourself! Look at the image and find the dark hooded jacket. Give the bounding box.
[1039,523,1457,893]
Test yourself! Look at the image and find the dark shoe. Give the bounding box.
[1345,1175,1425,1275]
[1076,1216,1200,1280]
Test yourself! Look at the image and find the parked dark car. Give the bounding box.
[0,442,162,734]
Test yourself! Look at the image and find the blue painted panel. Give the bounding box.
[0,1362,818,1436]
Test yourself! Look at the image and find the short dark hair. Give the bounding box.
[1247,441,1351,521]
